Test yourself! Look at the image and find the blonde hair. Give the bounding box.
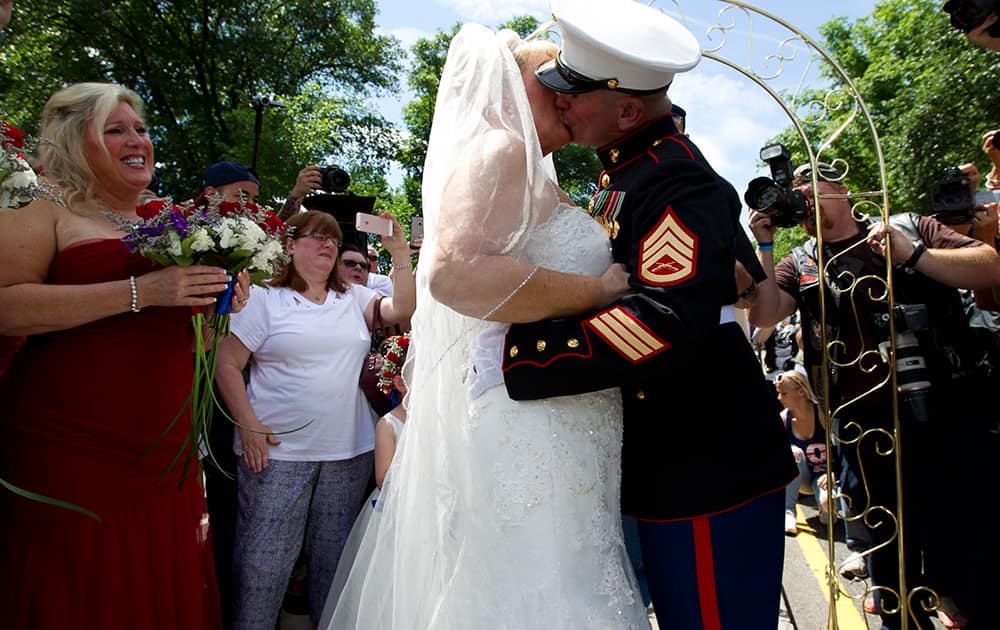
[497,29,558,71]
[777,370,819,404]
[39,82,146,212]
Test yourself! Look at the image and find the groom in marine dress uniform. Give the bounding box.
[502,1,796,628]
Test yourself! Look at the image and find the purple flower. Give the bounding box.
[139,224,166,237]
[170,209,189,238]
[121,233,142,252]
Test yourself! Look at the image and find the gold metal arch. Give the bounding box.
[667,2,934,628]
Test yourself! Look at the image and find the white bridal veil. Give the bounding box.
[323,23,565,628]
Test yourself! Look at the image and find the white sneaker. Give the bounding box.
[784,509,798,535]
[839,552,868,579]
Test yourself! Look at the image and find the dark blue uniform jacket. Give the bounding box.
[503,114,796,520]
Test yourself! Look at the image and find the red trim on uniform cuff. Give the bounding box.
[501,327,595,371]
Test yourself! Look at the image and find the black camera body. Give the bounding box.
[943,0,1000,36]
[929,166,977,223]
[319,166,350,193]
[743,144,809,228]
[929,165,1000,224]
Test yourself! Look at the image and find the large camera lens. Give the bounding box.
[894,330,932,423]
[743,177,808,228]
[744,177,781,210]
[319,166,350,193]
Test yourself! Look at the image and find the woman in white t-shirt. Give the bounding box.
[215,210,415,630]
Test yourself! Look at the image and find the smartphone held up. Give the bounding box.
[355,212,393,237]
[409,215,424,248]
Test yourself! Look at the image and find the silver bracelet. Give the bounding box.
[392,261,413,270]
[482,266,538,320]
[129,275,141,313]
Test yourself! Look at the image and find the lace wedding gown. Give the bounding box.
[325,204,646,630]
[322,23,647,630]
[462,204,645,628]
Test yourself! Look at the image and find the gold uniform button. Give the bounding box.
[567,338,580,349]
[652,139,662,147]
[609,148,620,164]
[588,200,595,212]
[536,340,546,352]
[509,346,519,358]
[601,174,611,187]
[607,79,619,90]
[636,390,646,400]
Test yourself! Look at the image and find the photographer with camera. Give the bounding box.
[944,0,1000,52]
[748,156,1000,630]
[277,164,351,220]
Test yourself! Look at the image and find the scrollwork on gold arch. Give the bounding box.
[664,1,942,627]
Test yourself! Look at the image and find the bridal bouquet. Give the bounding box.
[115,195,288,480]
[0,121,40,209]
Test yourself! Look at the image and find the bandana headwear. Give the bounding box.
[376,334,411,396]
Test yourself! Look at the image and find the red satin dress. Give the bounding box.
[0,239,221,629]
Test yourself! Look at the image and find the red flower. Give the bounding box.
[261,210,284,233]
[217,201,241,217]
[136,198,169,220]
[1,122,26,150]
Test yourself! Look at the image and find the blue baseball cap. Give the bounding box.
[201,161,260,189]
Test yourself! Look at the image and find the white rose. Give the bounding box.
[189,228,214,253]
[236,219,267,250]
[2,168,36,190]
[251,239,285,272]
[218,217,240,249]
[167,231,183,256]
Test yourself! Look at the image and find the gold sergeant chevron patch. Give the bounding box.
[639,206,697,286]
[586,307,669,363]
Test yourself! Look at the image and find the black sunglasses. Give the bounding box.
[341,259,371,271]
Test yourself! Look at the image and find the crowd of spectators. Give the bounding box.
[3,2,1000,628]
[747,133,1000,627]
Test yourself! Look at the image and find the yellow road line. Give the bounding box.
[795,506,868,629]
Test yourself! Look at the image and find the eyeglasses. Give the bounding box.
[299,232,342,247]
[367,254,379,261]
[341,259,371,271]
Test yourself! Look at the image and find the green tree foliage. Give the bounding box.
[0,0,403,200]
[397,23,461,210]
[397,16,603,211]
[771,0,1000,217]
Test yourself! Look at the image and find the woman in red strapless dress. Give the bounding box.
[0,83,248,629]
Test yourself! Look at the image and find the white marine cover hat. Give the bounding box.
[536,0,702,94]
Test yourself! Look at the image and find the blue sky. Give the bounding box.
[371,0,882,196]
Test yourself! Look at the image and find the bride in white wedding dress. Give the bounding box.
[322,24,649,629]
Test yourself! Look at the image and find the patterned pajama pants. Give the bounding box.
[232,453,374,630]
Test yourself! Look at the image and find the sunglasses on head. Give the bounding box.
[341,259,371,271]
